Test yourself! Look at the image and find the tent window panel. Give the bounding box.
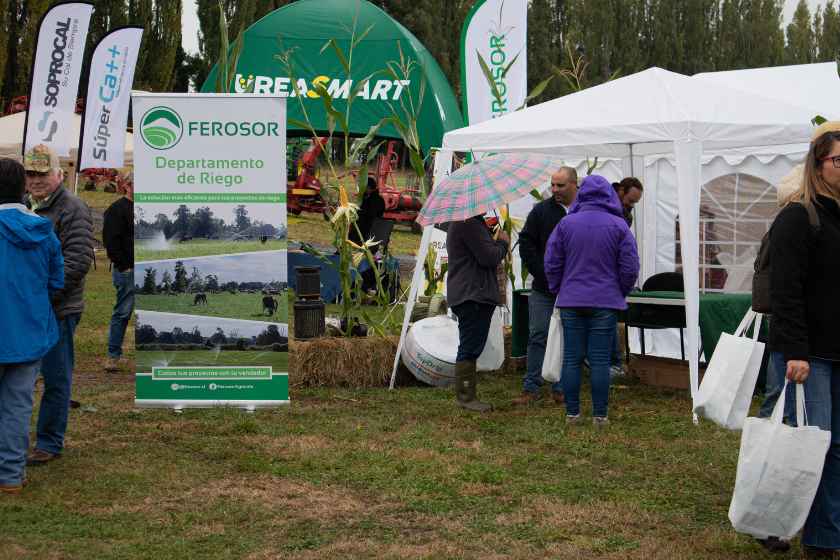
[675,172,776,293]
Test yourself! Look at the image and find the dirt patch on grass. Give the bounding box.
[191,476,374,520]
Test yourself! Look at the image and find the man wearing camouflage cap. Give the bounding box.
[23,144,94,467]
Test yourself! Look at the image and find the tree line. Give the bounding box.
[190,0,840,105]
[1,1,835,108]
[136,322,286,347]
[0,0,184,106]
[135,204,285,241]
[138,260,285,295]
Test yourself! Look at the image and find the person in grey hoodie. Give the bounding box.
[0,158,63,493]
[22,145,94,466]
[446,215,509,412]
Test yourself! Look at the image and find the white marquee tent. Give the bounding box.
[392,66,837,418]
[0,111,134,166]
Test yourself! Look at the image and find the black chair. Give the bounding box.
[624,272,687,361]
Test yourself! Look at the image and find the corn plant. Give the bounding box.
[273,1,399,337]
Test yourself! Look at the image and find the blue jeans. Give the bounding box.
[796,358,840,550]
[560,309,617,417]
[0,361,40,485]
[451,301,496,362]
[108,269,134,358]
[523,290,562,395]
[611,327,622,367]
[35,314,80,455]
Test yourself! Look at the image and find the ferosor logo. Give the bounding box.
[140,106,183,150]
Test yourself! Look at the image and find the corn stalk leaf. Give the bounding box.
[321,38,350,75]
[476,50,504,107]
[516,75,554,110]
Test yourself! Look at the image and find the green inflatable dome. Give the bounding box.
[201,0,464,154]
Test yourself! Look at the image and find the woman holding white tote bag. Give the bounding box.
[765,123,840,558]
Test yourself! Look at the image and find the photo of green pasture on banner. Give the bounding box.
[135,202,287,261]
[135,251,289,322]
[135,311,288,371]
[132,93,289,409]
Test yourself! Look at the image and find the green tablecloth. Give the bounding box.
[511,289,754,359]
[629,290,754,357]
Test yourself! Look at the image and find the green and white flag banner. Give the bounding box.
[460,0,527,125]
[24,2,94,156]
[79,26,143,170]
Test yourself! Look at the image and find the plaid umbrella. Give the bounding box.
[416,152,563,226]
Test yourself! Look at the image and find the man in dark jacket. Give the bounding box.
[514,167,577,405]
[23,144,94,466]
[350,177,386,248]
[102,172,134,372]
[447,215,509,412]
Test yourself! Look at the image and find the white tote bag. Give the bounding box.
[477,307,505,371]
[541,309,563,383]
[693,310,765,430]
[729,381,831,540]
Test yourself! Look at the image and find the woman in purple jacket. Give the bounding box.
[544,175,639,427]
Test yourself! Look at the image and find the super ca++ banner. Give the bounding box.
[132,93,288,410]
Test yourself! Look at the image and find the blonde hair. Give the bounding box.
[789,130,840,209]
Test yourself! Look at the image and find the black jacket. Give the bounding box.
[446,216,508,308]
[103,197,134,272]
[26,187,94,319]
[518,198,566,294]
[350,191,385,243]
[769,196,840,362]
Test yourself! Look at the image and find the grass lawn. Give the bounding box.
[136,238,288,262]
[289,211,422,256]
[137,350,288,372]
[2,207,792,559]
[5,364,790,559]
[137,291,290,323]
[78,189,123,213]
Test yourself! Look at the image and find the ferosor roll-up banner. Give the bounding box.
[78,26,143,170]
[24,2,94,156]
[460,0,527,125]
[132,93,288,410]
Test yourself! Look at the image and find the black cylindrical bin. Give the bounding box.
[294,299,325,340]
[295,266,321,300]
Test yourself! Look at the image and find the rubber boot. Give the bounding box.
[455,360,492,412]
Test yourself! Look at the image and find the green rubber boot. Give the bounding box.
[455,360,493,412]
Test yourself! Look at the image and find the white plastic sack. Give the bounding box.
[693,310,764,430]
[477,307,505,371]
[729,381,831,539]
[541,309,563,383]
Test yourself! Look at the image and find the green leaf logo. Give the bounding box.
[140,106,184,150]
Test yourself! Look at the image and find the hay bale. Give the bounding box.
[291,326,517,388]
[291,336,400,388]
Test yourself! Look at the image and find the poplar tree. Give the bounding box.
[817,1,840,61]
[786,0,816,63]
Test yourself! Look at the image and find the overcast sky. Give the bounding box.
[181,0,826,56]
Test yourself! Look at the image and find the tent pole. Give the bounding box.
[388,149,454,390]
